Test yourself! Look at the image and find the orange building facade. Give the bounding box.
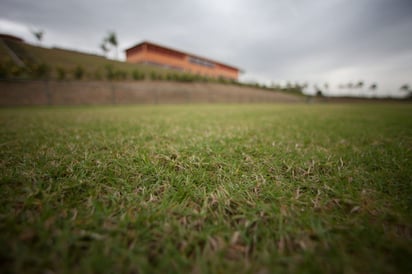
[125,41,240,80]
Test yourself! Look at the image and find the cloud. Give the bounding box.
[0,18,33,41]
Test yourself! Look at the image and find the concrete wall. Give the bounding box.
[0,80,302,106]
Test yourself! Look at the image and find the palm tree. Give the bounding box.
[314,84,323,97]
[369,83,378,97]
[100,42,109,58]
[400,84,410,92]
[399,84,411,99]
[107,32,118,60]
[31,29,44,45]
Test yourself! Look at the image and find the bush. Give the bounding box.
[0,60,27,79]
[29,63,51,79]
[73,65,85,80]
[105,64,115,80]
[114,70,128,80]
[192,74,203,82]
[217,76,228,84]
[132,70,145,80]
[56,67,66,80]
[163,72,212,83]
[175,73,195,82]
[0,60,21,79]
[150,71,160,81]
[103,64,129,80]
[166,73,181,81]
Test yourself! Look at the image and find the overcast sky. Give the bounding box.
[1,0,411,96]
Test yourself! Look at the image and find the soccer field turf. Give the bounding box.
[1,104,411,273]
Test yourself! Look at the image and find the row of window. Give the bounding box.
[140,61,184,71]
[188,56,215,68]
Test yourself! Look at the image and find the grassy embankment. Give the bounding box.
[0,39,241,84]
[0,38,167,80]
[0,104,411,273]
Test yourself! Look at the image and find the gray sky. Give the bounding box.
[1,0,411,96]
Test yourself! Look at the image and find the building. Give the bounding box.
[125,41,241,80]
[0,33,24,43]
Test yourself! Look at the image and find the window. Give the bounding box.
[188,56,215,68]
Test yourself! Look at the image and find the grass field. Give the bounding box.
[1,104,411,273]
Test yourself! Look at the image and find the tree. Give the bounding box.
[400,84,410,92]
[100,42,109,58]
[399,84,411,99]
[107,31,118,60]
[369,83,378,97]
[314,84,323,96]
[31,29,44,45]
[101,31,119,60]
[73,65,85,80]
[355,81,364,89]
[369,83,378,90]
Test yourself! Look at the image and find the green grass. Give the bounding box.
[0,104,411,273]
[0,38,171,80]
[20,44,156,76]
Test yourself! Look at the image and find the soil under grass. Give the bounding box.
[0,104,411,273]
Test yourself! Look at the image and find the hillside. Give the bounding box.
[0,38,182,80]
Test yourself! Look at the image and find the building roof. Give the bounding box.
[125,41,242,72]
[0,33,24,43]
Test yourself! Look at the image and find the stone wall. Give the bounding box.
[0,80,303,106]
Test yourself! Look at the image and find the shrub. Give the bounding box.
[166,73,178,81]
[217,76,228,84]
[103,65,129,80]
[56,67,66,80]
[114,70,127,80]
[175,73,194,82]
[0,60,22,79]
[105,64,115,80]
[150,71,159,81]
[132,70,145,80]
[73,65,85,80]
[29,63,51,79]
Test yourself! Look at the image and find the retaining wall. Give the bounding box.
[0,80,303,106]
